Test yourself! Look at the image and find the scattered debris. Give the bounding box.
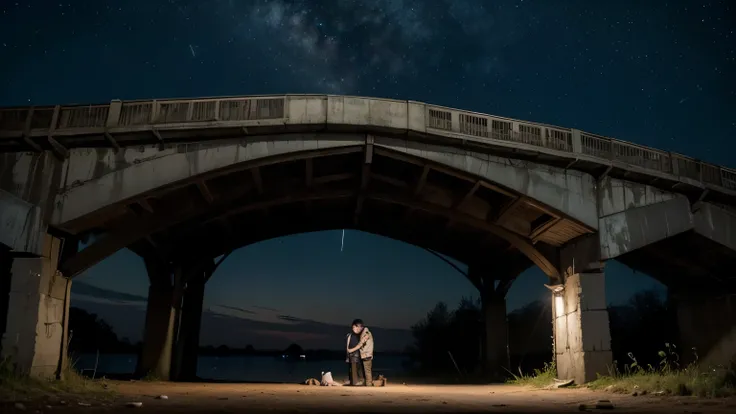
[652,391,665,396]
[595,400,615,409]
[156,395,168,400]
[77,402,91,407]
[304,378,320,386]
[125,402,143,408]
[13,402,26,411]
[554,378,575,388]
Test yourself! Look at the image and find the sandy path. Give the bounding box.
[4,381,736,413]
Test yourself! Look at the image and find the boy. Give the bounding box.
[346,319,374,386]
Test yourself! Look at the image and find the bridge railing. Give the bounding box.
[0,95,734,193]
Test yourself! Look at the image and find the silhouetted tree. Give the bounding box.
[410,289,679,377]
[609,290,678,369]
[68,307,120,353]
[409,299,483,375]
[284,343,304,356]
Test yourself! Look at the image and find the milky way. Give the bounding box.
[237,0,532,93]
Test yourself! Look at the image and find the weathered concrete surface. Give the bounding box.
[52,135,365,228]
[376,137,598,229]
[553,273,612,384]
[0,152,62,224]
[137,280,178,380]
[0,189,44,255]
[0,234,70,379]
[599,186,736,260]
[599,196,693,260]
[693,202,736,252]
[597,177,679,217]
[48,134,599,230]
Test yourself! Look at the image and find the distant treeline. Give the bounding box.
[405,290,678,376]
[67,307,406,358]
[69,289,677,376]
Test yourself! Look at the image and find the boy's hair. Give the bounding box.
[351,319,364,327]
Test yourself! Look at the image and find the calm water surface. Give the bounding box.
[74,353,409,383]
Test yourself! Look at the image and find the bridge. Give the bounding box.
[0,95,735,384]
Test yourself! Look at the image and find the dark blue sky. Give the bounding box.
[1,0,734,343]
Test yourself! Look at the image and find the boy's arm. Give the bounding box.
[348,330,372,353]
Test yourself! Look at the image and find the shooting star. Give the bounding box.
[188,44,196,57]
[341,229,345,252]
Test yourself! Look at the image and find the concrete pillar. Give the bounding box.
[0,248,12,352]
[552,272,612,384]
[136,260,177,380]
[0,234,72,379]
[674,293,736,368]
[468,261,519,379]
[174,277,205,381]
[481,291,509,378]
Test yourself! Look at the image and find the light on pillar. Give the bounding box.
[545,283,566,317]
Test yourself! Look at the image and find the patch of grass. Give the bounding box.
[0,355,116,402]
[141,371,162,382]
[507,361,558,388]
[589,345,736,398]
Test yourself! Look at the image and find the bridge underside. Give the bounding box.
[617,231,736,293]
[61,145,594,279]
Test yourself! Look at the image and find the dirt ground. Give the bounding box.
[4,381,736,413]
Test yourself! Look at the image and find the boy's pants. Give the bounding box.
[349,358,373,386]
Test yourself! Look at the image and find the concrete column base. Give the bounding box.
[136,261,178,380]
[173,278,205,381]
[553,272,612,384]
[0,235,71,379]
[675,294,736,368]
[482,294,509,378]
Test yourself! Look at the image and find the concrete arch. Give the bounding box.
[177,226,535,294]
[52,133,598,232]
[57,141,595,280]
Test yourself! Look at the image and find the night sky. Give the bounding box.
[1,0,734,349]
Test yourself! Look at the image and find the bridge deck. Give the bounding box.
[0,95,734,206]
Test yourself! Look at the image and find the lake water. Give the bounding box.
[74,353,410,383]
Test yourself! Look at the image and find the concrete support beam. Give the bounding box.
[171,263,209,382]
[673,293,736,368]
[0,234,72,379]
[481,292,509,378]
[599,196,693,260]
[552,272,612,384]
[467,261,524,379]
[175,278,205,381]
[136,260,177,380]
